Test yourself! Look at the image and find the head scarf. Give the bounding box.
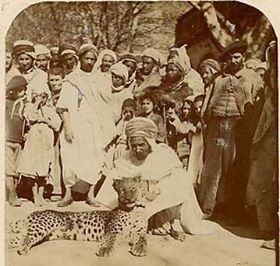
[94,49,117,71]
[34,44,51,58]
[12,40,36,60]
[78,43,98,59]
[169,45,191,74]
[199,59,221,73]
[110,62,129,85]
[142,48,162,66]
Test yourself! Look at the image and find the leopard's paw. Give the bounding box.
[130,237,147,257]
[96,245,114,257]
[17,246,30,256]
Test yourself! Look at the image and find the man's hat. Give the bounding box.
[119,53,137,63]
[219,40,248,62]
[58,43,77,57]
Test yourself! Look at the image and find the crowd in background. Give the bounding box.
[5,37,277,248]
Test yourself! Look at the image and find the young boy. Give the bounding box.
[188,94,205,187]
[5,76,28,206]
[138,91,167,143]
[113,98,137,161]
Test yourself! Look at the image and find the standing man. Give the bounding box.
[198,40,263,221]
[56,43,115,207]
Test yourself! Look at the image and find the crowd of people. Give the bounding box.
[5,38,277,247]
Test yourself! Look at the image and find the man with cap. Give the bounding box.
[198,40,263,221]
[56,43,115,207]
[5,75,28,207]
[134,48,162,98]
[78,43,98,73]
[34,44,51,72]
[6,40,50,102]
[58,43,79,76]
[96,117,210,237]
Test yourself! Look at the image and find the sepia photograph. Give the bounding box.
[3,1,278,265]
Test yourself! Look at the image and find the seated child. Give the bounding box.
[16,90,61,206]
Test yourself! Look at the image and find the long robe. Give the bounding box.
[17,102,61,177]
[97,142,211,234]
[56,69,115,186]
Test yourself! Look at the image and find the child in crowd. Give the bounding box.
[188,94,205,188]
[167,96,196,169]
[47,67,64,195]
[113,98,137,161]
[48,67,64,106]
[138,91,167,143]
[17,90,61,206]
[5,76,28,207]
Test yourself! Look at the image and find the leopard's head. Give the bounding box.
[113,176,148,211]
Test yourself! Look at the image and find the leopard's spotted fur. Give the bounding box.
[9,176,148,257]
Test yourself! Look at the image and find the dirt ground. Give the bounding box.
[5,200,277,266]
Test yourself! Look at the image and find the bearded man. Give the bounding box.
[198,40,263,222]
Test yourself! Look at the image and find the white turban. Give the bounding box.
[34,44,51,58]
[142,48,163,66]
[110,62,129,84]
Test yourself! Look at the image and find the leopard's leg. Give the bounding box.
[130,227,147,257]
[17,212,63,255]
[96,232,117,257]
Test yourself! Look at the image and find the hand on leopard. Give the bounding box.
[145,189,161,201]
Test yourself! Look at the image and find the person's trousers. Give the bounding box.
[198,116,239,215]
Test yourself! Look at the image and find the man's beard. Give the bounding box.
[224,62,243,74]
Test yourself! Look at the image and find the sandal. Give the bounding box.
[85,198,101,207]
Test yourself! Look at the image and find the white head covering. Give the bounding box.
[94,49,117,71]
[34,44,51,58]
[142,48,163,67]
[169,45,191,74]
[110,62,129,84]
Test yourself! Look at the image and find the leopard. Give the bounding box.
[8,176,149,257]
